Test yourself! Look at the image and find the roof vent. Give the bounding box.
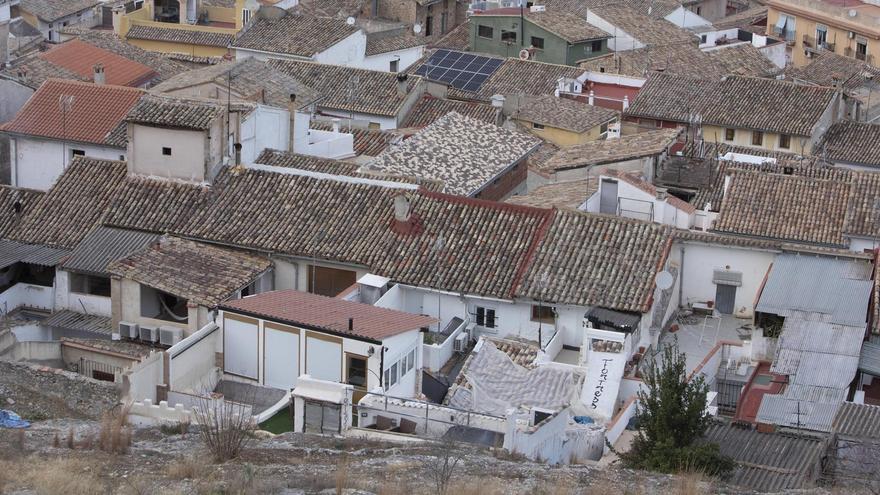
[396,73,408,98]
[783,166,794,175]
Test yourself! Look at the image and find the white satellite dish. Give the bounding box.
[346,16,356,25]
[413,23,422,34]
[655,270,674,290]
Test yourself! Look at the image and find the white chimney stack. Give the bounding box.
[396,73,408,98]
[393,193,411,222]
[93,63,105,85]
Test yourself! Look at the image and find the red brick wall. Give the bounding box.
[475,159,527,201]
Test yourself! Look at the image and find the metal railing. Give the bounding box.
[76,357,123,382]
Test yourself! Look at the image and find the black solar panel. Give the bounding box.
[413,49,503,92]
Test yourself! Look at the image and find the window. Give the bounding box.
[346,355,367,388]
[10,4,20,18]
[119,155,125,160]
[700,34,707,43]
[389,59,399,72]
[531,36,544,49]
[441,12,448,34]
[389,362,399,386]
[591,40,603,53]
[478,25,493,39]
[133,0,143,9]
[532,122,545,130]
[778,134,791,149]
[696,6,701,15]
[162,147,172,156]
[751,131,764,146]
[501,30,517,43]
[816,24,827,46]
[531,305,555,324]
[71,149,85,158]
[475,306,496,328]
[857,39,868,61]
[725,128,735,141]
[407,349,415,372]
[425,15,432,36]
[242,8,251,24]
[70,273,111,297]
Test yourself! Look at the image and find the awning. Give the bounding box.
[860,341,880,376]
[0,239,70,270]
[713,269,742,286]
[586,307,641,332]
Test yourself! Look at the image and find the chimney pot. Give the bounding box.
[656,187,668,200]
[93,63,105,85]
[393,193,411,222]
[332,118,340,134]
[348,318,353,332]
[233,142,242,165]
[396,73,408,98]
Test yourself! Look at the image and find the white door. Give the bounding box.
[264,326,299,390]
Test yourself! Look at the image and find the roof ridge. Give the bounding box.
[41,77,145,93]
[509,206,557,300]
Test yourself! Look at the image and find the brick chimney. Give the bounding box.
[396,73,408,98]
[93,63,105,85]
[391,193,422,235]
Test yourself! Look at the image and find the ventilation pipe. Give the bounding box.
[396,73,408,98]
[93,63,105,85]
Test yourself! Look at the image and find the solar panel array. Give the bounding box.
[413,49,504,92]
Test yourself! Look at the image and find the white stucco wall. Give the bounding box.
[849,237,879,253]
[11,136,124,190]
[54,270,112,317]
[664,7,711,29]
[314,31,368,67]
[673,241,777,317]
[0,80,33,123]
[586,11,642,52]
[591,175,693,229]
[128,124,206,181]
[240,105,290,163]
[118,278,207,336]
[32,8,96,42]
[358,45,426,73]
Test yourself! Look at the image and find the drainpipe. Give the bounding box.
[678,245,685,309]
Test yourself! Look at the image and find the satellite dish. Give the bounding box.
[849,9,858,17]
[413,23,422,34]
[346,16,356,25]
[519,48,531,60]
[655,271,674,290]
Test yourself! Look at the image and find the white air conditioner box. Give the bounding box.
[119,321,139,340]
[159,326,183,347]
[139,325,158,343]
[454,332,468,352]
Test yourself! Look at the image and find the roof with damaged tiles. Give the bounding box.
[402,95,497,128]
[505,179,597,209]
[20,0,99,22]
[541,128,681,172]
[513,95,618,133]
[108,236,271,307]
[125,94,231,131]
[816,121,880,167]
[369,112,541,196]
[125,24,235,48]
[232,13,359,57]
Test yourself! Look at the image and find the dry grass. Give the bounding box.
[15,457,104,495]
[166,455,209,480]
[99,403,132,454]
[668,470,707,495]
[447,477,506,495]
[335,453,350,494]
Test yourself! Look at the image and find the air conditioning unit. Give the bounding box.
[159,326,183,347]
[118,321,139,340]
[139,325,158,343]
[453,332,468,352]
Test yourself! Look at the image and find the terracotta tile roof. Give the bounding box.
[150,58,321,110]
[537,0,685,19]
[541,129,681,172]
[220,289,436,341]
[125,94,226,131]
[514,95,618,133]
[505,179,597,209]
[626,73,838,136]
[816,121,880,167]
[580,45,721,79]
[232,14,358,57]
[517,208,672,312]
[72,31,190,82]
[843,170,880,240]
[9,157,211,249]
[431,19,470,51]
[255,149,443,190]
[20,0,100,22]
[125,24,234,49]
[268,59,420,117]
[705,44,780,78]
[107,236,271,307]
[453,58,584,100]
[590,5,697,46]
[785,51,880,91]
[713,169,852,246]
[712,6,768,33]
[0,56,87,90]
[310,121,395,156]
[402,95,497,128]
[366,32,427,56]
[602,169,697,214]
[289,0,364,18]
[0,186,44,240]
[0,79,143,146]
[369,112,541,196]
[39,39,159,87]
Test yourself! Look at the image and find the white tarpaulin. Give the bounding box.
[447,341,583,416]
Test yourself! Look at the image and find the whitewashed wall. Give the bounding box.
[11,136,123,190]
[54,270,112,317]
[359,46,426,73]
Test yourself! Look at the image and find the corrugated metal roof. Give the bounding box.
[770,319,863,389]
[0,239,70,269]
[832,402,880,439]
[43,310,112,335]
[756,395,841,432]
[61,226,159,277]
[860,342,880,376]
[702,422,826,492]
[756,253,872,327]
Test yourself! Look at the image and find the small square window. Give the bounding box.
[700,34,707,43]
[532,122,545,130]
[531,36,544,49]
[751,131,764,146]
[71,149,85,157]
[501,30,517,43]
[778,134,791,149]
[591,40,603,53]
[478,25,493,39]
[407,349,415,371]
[162,147,172,156]
[390,59,399,72]
[725,128,735,141]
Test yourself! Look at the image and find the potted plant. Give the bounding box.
[707,300,714,309]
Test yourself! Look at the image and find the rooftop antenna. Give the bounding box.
[346,74,360,133]
[59,94,74,171]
